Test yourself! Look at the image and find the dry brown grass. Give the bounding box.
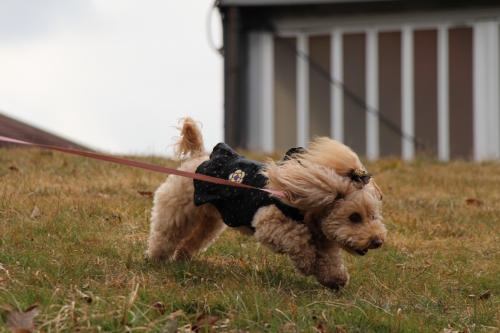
[1,148,500,332]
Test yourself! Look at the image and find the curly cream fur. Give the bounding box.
[306,137,363,177]
[147,117,387,290]
[263,159,347,211]
[172,117,206,160]
[252,206,317,275]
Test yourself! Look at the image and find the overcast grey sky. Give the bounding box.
[0,0,223,156]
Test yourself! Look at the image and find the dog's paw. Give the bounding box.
[316,277,349,291]
[314,267,350,290]
[173,248,192,261]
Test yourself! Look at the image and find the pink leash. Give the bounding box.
[0,135,286,198]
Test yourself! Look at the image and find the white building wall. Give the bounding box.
[246,8,500,160]
[247,31,274,153]
[473,21,500,160]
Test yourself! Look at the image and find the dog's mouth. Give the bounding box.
[339,243,368,257]
[338,238,383,257]
[355,249,368,256]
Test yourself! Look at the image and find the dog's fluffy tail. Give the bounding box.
[172,117,206,159]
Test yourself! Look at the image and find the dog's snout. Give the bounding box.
[369,238,383,249]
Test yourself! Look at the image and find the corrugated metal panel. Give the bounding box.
[0,112,92,150]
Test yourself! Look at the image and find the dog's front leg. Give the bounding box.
[252,205,317,276]
[312,242,349,290]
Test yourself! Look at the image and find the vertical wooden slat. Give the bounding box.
[343,33,366,156]
[274,37,297,152]
[473,22,500,160]
[366,28,379,160]
[331,30,343,142]
[309,35,331,140]
[223,7,246,148]
[402,25,415,160]
[449,27,473,159]
[414,29,438,156]
[378,31,401,157]
[437,25,450,161]
[297,34,309,148]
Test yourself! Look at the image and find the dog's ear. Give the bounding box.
[263,159,347,212]
[369,179,383,200]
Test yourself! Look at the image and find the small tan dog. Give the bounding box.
[147,117,386,289]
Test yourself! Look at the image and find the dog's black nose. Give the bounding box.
[369,238,383,249]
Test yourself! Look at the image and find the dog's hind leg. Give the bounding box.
[252,205,317,277]
[173,213,226,261]
[147,175,201,261]
[147,210,198,261]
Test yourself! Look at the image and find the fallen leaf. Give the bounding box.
[75,289,92,304]
[191,314,219,332]
[8,165,19,171]
[138,190,154,198]
[0,304,16,312]
[149,301,166,315]
[5,302,40,333]
[23,301,40,313]
[336,327,347,333]
[238,258,251,269]
[479,290,491,300]
[465,199,484,207]
[313,323,327,333]
[159,319,178,333]
[105,214,122,222]
[280,323,296,332]
[467,290,492,300]
[30,206,41,218]
[443,329,459,333]
[443,327,469,333]
[168,309,185,320]
[177,324,193,333]
[8,329,32,333]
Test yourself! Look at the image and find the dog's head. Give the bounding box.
[264,138,386,256]
[320,179,385,256]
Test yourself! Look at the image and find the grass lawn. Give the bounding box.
[1,147,500,332]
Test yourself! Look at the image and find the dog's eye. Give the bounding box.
[349,213,362,223]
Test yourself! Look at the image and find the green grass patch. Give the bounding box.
[1,148,500,332]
